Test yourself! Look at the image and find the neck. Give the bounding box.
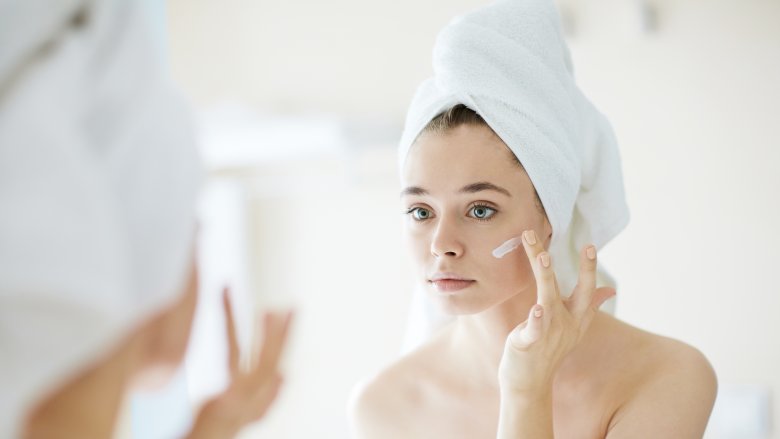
[450,286,538,390]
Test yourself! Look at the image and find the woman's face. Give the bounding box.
[401,124,551,315]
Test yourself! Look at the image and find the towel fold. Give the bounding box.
[398,0,629,298]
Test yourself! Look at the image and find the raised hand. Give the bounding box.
[187,289,293,439]
[498,229,615,395]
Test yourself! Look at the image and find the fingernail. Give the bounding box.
[586,246,596,260]
[533,305,543,318]
[540,252,550,267]
[525,230,537,245]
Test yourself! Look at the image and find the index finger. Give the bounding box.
[222,287,241,377]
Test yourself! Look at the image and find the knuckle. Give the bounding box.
[581,255,597,270]
[509,333,535,351]
[574,279,594,293]
[510,339,534,352]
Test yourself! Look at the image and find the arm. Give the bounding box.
[23,337,136,439]
[497,392,554,438]
[24,260,200,438]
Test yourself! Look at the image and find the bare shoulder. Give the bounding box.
[348,331,450,439]
[589,313,718,438]
[348,357,419,437]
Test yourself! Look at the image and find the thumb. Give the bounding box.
[508,305,544,350]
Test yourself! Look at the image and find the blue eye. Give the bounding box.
[469,205,496,220]
[408,207,433,221]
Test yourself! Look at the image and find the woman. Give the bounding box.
[350,1,716,437]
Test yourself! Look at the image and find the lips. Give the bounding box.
[428,272,475,292]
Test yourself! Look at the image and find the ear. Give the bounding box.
[542,215,553,249]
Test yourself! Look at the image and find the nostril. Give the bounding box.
[445,251,457,256]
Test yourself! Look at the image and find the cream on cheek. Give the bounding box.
[491,210,545,258]
[485,220,541,289]
[492,235,524,258]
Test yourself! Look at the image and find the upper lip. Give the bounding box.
[429,272,474,282]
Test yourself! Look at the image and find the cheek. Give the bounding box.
[404,225,430,264]
[479,241,536,291]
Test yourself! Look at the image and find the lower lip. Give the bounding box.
[430,279,475,292]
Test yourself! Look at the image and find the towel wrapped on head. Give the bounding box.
[398,0,630,299]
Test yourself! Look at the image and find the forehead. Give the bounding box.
[402,124,521,188]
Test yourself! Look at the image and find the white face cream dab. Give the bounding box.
[492,236,524,258]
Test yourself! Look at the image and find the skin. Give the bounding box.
[23,256,293,439]
[350,124,717,438]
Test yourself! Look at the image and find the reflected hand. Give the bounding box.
[498,230,614,396]
[187,289,293,439]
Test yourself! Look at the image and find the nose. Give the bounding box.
[430,216,464,258]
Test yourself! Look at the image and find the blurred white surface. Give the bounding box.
[708,385,772,439]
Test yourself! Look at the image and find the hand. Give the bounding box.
[187,288,294,439]
[498,230,615,397]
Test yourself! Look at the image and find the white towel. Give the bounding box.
[0,1,202,436]
[398,0,629,301]
[0,0,85,94]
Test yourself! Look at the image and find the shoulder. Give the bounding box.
[348,338,446,438]
[632,328,717,411]
[592,314,717,438]
[601,314,716,391]
[348,359,418,426]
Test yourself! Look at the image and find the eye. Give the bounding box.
[407,207,434,221]
[468,204,497,221]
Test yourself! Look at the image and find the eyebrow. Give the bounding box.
[400,186,428,197]
[400,181,512,197]
[460,181,512,197]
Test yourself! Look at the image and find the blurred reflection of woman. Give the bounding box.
[0,2,290,437]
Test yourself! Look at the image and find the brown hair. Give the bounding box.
[419,104,546,214]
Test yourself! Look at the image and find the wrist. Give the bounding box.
[186,398,242,439]
[500,388,552,407]
[499,376,554,400]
